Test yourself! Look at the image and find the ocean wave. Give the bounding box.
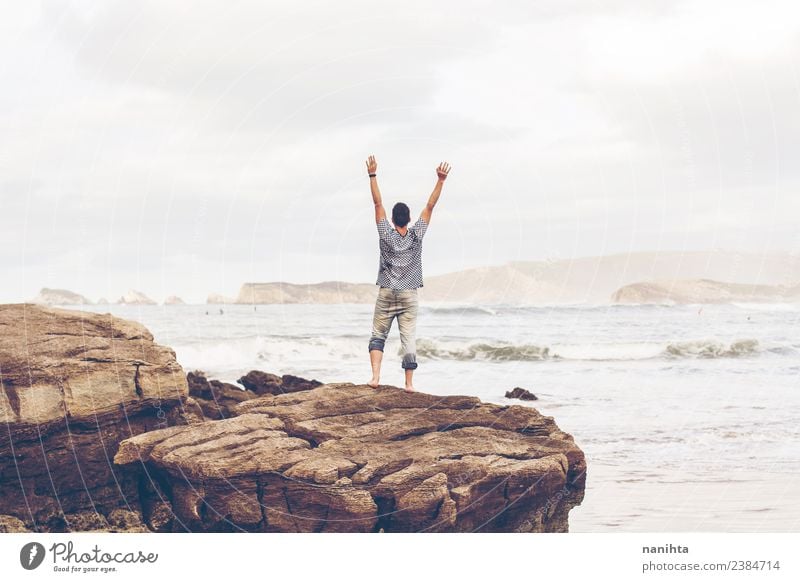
[663,339,760,359]
[424,305,499,316]
[172,333,773,372]
[731,302,800,312]
[765,345,799,356]
[416,338,551,361]
[415,337,767,362]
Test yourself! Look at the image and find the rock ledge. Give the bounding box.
[116,383,586,532]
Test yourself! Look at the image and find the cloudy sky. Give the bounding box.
[1,0,799,303]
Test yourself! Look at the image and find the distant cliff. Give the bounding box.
[207,293,236,304]
[30,287,92,306]
[116,289,157,305]
[237,281,376,304]
[235,251,800,305]
[611,279,800,304]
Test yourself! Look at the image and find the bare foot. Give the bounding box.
[367,378,380,388]
[404,385,415,393]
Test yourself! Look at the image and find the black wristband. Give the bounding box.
[368,173,376,177]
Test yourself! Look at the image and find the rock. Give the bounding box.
[97,297,109,305]
[116,383,586,532]
[237,370,323,396]
[163,295,186,305]
[53,511,110,532]
[0,303,191,531]
[187,369,322,419]
[281,373,324,392]
[117,289,157,305]
[505,387,538,401]
[43,510,151,533]
[1,304,586,533]
[143,499,175,532]
[30,287,93,306]
[0,515,30,532]
[187,370,254,419]
[237,370,283,394]
[106,509,151,533]
[166,396,206,425]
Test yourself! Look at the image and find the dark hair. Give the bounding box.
[392,202,411,228]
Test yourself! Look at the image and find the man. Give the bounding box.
[365,154,451,392]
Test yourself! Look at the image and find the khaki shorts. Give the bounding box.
[367,287,419,370]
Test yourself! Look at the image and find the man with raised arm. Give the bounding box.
[364,154,451,392]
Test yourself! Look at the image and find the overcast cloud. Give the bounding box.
[1,0,799,303]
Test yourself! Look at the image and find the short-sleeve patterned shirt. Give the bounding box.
[376,217,428,289]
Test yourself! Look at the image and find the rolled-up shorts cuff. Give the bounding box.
[401,354,418,370]
[368,337,385,352]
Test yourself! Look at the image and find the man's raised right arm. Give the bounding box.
[420,161,451,224]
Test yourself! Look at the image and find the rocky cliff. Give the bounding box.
[0,303,586,533]
[0,304,196,531]
[115,383,586,532]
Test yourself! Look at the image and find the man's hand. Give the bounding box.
[436,161,451,181]
[366,154,378,176]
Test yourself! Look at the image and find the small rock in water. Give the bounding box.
[505,387,538,401]
[237,370,322,395]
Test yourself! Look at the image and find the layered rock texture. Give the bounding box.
[0,303,196,531]
[115,384,586,532]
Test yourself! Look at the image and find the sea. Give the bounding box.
[77,300,800,532]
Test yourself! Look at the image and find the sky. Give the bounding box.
[1,0,799,303]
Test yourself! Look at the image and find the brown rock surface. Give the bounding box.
[0,303,195,531]
[187,370,254,419]
[0,515,30,532]
[116,383,586,532]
